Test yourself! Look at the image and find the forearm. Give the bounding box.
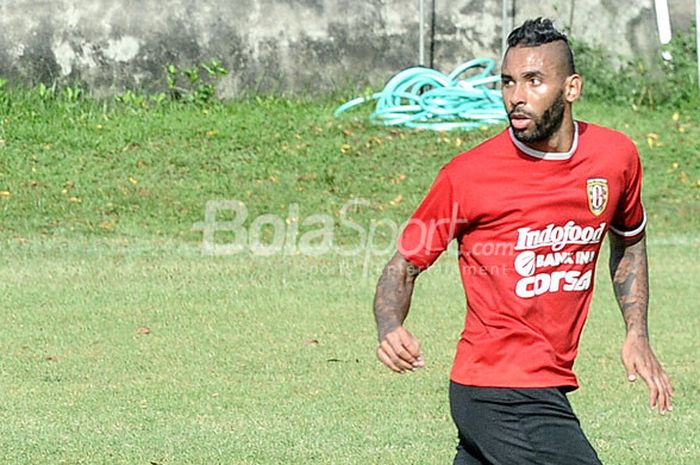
[373,252,421,340]
[609,233,649,338]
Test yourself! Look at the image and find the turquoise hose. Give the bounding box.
[334,58,507,131]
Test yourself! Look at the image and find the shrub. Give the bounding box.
[571,26,699,109]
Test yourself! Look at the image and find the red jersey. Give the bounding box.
[399,122,646,389]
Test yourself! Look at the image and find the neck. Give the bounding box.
[524,117,575,153]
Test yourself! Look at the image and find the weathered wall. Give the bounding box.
[0,0,694,96]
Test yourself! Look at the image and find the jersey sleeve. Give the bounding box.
[609,146,646,240]
[398,168,466,269]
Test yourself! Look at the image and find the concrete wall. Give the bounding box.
[0,0,695,96]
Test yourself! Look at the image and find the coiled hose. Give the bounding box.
[334,58,507,131]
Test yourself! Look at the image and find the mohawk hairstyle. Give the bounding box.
[507,17,576,74]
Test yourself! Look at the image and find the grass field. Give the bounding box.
[0,93,699,464]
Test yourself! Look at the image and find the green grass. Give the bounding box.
[2,95,697,241]
[0,93,698,464]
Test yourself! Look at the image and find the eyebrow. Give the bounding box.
[522,70,545,79]
[500,70,546,81]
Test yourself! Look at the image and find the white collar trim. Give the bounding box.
[509,121,579,160]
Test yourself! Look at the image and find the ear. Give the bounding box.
[564,74,582,103]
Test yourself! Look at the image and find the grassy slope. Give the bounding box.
[0,95,698,464]
[1,96,698,240]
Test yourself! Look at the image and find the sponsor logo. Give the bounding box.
[515,221,606,252]
[513,220,605,299]
[587,178,609,216]
[515,269,593,298]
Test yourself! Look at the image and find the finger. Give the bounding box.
[380,340,414,371]
[385,333,418,366]
[663,378,674,413]
[664,379,674,412]
[654,374,668,414]
[402,337,424,367]
[648,374,660,410]
[635,364,659,409]
[648,363,671,413]
[621,357,637,382]
[399,331,422,359]
[661,372,674,398]
[657,370,673,413]
[376,346,403,373]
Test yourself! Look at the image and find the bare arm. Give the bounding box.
[373,252,425,373]
[373,252,421,339]
[609,232,673,413]
[609,233,650,337]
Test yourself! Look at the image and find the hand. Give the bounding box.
[376,326,425,374]
[621,333,674,414]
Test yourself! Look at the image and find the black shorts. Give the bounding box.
[449,381,603,465]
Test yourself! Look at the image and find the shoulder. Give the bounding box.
[441,129,511,177]
[578,121,638,157]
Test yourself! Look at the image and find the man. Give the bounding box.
[372,18,673,465]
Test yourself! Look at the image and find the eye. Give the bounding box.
[502,79,514,88]
[530,77,542,86]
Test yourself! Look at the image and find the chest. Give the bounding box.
[457,153,625,235]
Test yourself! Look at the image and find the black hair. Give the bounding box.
[506,17,576,74]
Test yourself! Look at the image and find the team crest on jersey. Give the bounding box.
[586,178,608,216]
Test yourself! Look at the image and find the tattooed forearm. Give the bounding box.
[373,252,422,340]
[609,233,649,338]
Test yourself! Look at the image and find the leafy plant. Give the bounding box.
[658,25,699,107]
[114,89,147,110]
[0,78,8,108]
[37,82,58,101]
[571,26,699,109]
[60,84,83,104]
[165,59,228,105]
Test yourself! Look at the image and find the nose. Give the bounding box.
[507,82,526,109]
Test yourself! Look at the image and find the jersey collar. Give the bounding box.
[508,121,579,161]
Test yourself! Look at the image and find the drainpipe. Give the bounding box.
[654,0,673,61]
[696,0,700,92]
[419,0,425,65]
[501,0,508,59]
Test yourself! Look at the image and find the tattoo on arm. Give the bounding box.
[609,233,649,338]
[373,252,422,340]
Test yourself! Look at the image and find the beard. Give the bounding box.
[509,91,566,143]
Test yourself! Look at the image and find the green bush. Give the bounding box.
[0,58,229,118]
[658,27,700,107]
[571,26,699,109]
